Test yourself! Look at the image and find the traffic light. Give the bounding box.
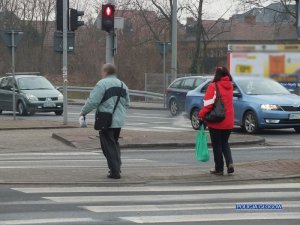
[102,4,115,32]
[69,9,85,31]
[56,0,69,31]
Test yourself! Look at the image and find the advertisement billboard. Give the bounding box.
[228,44,300,93]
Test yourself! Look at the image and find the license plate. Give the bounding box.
[289,114,300,120]
[43,101,56,108]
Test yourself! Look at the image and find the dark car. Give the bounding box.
[0,73,63,116]
[166,76,211,116]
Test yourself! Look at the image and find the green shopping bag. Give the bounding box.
[195,125,210,162]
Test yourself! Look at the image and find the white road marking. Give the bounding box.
[152,126,192,131]
[125,123,148,126]
[42,192,300,204]
[0,218,94,225]
[12,183,300,194]
[121,212,300,223]
[127,115,174,120]
[82,201,300,213]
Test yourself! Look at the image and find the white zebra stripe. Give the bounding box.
[82,201,300,213]
[12,183,300,194]
[0,218,94,225]
[121,212,300,224]
[42,191,300,204]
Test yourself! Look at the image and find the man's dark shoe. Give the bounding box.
[107,173,121,179]
[227,164,234,174]
[210,168,224,175]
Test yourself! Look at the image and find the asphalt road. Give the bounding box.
[1,181,300,225]
[1,105,300,144]
[1,106,300,224]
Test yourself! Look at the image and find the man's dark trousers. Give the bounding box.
[99,128,121,175]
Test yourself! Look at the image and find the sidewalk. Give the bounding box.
[0,118,76,130]
[52,128,265,149]
[69,99,165,110]
[1,159,299,184]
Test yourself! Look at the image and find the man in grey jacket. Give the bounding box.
[80,63,130,179]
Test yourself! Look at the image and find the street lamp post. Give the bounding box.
[171,0,177,81]
[11,31,16,120]
[62,0,68,125]
[296,0,300,40]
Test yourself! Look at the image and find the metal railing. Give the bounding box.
[58,86,164,100]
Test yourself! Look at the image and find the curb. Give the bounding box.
[52,133,265,149]
[52,133,77,148]
[1,174,298,186]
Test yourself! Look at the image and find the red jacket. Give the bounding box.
[199,76,234,130]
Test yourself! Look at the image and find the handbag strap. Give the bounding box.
[96,81,123,114]
[112,82,123,114]
[215,82,221,99]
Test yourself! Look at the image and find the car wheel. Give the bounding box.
[169,99,179,116]
[18,101,28,116]
[243,111,259,134]
[55,111,63,116]
[0,109,2,114]
[191,108,200,130]
[294,127,300,133]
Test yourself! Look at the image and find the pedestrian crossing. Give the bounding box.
[4,182,300,224]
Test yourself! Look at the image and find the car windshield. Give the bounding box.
[237,79,290,95]
[18,77,54,90]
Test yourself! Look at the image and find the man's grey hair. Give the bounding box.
[102,63,117,75]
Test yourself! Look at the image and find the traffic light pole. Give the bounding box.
[62,0,68,125]
[106,32,114,63]
[105,0,115,63]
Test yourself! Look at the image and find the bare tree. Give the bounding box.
[185,1,233,73]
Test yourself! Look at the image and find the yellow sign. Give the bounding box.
[235,65,253,74]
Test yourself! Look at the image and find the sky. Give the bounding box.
[203,0,275,20]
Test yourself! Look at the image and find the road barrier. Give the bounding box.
[58,86,164,100]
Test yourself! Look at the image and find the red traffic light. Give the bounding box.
[103,4,114,17]
[101,4,115,32]
[105,6,113,16]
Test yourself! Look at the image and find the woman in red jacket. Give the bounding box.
[199,66,234,175]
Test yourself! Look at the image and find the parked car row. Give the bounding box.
[0,73,63,116]
[167,76,300,134]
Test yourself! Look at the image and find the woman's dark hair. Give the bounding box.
[213,66,232,82]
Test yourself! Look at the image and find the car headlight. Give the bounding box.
[58,94,63,101]
[261,104,280,111]
[25,94,38,102]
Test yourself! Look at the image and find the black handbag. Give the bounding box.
[94,82,123,130]
[205,82,226,123]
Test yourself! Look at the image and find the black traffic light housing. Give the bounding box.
[56,0,69,31]
[101,4,115,32]
[69,9,85,31]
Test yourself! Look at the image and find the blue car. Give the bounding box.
[185,77,300,134]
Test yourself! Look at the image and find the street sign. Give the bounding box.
[0,31,24,48]
[54,31,75,52]
[156,42,172,55]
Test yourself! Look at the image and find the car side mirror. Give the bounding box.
[233,92,242,98]
[10,87,19,92]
